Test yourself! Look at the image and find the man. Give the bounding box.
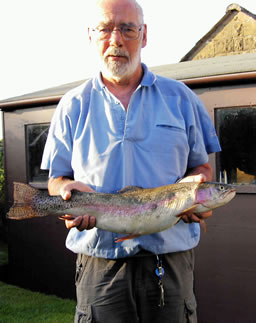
[41,0,221,322]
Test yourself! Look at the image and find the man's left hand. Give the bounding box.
[178,173,212,223]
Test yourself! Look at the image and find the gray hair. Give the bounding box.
[133,0,144,24]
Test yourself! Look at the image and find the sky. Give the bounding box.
[0,0,256,138]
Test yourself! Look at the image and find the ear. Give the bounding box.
[142,24,147,48]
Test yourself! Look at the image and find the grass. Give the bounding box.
[0,240,76,322]
[0,281,76,322]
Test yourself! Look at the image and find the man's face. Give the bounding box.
[88,0,147,82]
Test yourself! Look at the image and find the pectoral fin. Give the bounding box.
[114,234,140,243]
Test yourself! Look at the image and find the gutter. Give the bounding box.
[1,71,256,111]
[184,71,256,87]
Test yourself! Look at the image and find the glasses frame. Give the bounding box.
[91,24,144,41]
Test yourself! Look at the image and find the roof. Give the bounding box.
[180,3,256,61]
[1,52,256,111]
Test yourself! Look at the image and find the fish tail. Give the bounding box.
[8,182,41,220]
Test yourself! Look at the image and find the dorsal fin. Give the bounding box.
[118,186,144,194]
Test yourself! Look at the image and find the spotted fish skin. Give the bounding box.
[8,182,236,236]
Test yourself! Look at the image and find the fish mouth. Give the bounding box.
[200,189,236,209]
[220,189,236,203]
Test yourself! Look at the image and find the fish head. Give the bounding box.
[195,182,236,210]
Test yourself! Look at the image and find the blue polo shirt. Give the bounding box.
[41,63,221,259]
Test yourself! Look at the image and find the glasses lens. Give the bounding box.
[95,27,110,40]
[122,26,139,40]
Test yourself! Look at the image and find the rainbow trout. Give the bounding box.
[8,182,235,239]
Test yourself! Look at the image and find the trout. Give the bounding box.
[8,182,235,240]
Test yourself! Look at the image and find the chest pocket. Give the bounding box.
[144,121,188,154]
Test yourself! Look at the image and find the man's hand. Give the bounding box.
[64,215,96,231]
[179,169,213,224]
[180,209,212,224]
[48,177,96,231]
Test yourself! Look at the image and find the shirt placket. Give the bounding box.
[102,87,127,137]
[123,85,141,141]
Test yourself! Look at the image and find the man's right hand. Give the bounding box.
[64,215,96,231]
[48,177,96,231]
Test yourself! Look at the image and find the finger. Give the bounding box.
[65,219,73,229]
[64,181,95,193]
[65,216,83,229]
[59,215,75,221]
[60,188,71,200]
[78,215,96,231]
[77,216,89,231]
[87,216,96,229]
[196,210,212,220]
[179,174,206,183]
[181,213,200,223]
[181,214,190,223]
[64,215,96,231]
[189,214,201,223]
[196,174,207,182]
[200,220,207,233]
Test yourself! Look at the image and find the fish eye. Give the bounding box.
[219,185,225,190]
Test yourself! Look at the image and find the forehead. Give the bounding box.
[93,0,141,26]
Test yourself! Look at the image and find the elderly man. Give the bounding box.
[41,0,221,322]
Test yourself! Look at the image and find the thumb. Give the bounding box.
[197,174,207,182]
[60,188,71,200]
[179,174,207,183]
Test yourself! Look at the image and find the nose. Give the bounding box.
[109,28,123,46]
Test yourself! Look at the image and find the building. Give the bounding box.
[181,3,256,61]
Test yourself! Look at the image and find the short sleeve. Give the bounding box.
[41,97,75,178]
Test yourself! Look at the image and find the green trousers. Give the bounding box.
[74,249,197,323]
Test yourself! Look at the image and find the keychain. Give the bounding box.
[155,255,165,308]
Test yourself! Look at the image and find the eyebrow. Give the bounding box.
[96,22,138,28]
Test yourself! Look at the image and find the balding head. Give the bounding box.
[87,0,144,26]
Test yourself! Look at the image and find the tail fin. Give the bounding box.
[8,182,41,220]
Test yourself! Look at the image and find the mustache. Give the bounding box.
[104,48,129,59]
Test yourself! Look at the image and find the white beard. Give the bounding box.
[100,47,141,81]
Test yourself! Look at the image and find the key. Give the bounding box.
[158,280,165,308]
[155,255,165,308]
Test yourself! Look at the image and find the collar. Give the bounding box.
[92,63,156,91]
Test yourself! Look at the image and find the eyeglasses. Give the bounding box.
[91,24,143,41]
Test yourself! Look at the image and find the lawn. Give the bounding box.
[0,240,76,322]
[0,280,76,322]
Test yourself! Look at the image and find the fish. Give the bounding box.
[8,181,236,240]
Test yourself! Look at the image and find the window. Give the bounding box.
[25,123,50,185]
[216,107,256,188]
